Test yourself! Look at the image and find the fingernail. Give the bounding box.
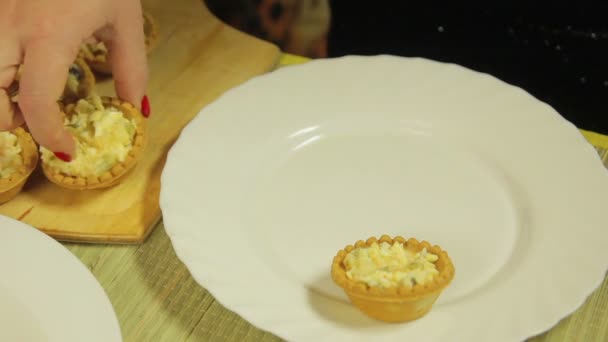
[54,152,72,162]
[141,95,151,118]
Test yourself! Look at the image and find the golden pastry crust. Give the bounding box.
[62,57,96,102]
[79,40,111,75]
[81,12,159,75]
[331,235,455,322]
[0,128,39,204]
[41,97,147,190]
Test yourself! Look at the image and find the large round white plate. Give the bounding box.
[160,56,608,341]
[0,215,121,342]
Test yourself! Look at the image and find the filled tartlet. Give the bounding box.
[331,235,455,322]
[80,12,159,75]
[0,128,39,204]
[9,60,94,103]
[79,39,109,74]
[62,58,96,102]
[40,95,146,190]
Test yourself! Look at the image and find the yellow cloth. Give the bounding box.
[581,129,608,150]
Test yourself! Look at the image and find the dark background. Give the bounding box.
[327,3,608,134]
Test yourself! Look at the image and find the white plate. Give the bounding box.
[160,56,608,342]
[0,215,121,342]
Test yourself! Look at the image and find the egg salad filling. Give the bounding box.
[81,41,108,60]
[344,241,440,288]
[0,132,24,179]
[40,95,137,177]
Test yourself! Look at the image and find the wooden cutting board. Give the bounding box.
[0,0,280,243]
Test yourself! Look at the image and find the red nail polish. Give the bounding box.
[54,152,72,162]
[141,95,151,118]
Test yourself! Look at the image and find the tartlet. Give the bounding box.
[8,60,94,103]
[331,235,455,322]
[40,96,147,190]
[0,128,39,204]
[80,12,159,75]
[62,58,96,102]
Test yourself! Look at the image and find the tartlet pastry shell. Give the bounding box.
[82,12,159,75]
[331,235,455,322]
[0,128,39,204]
[8,60,94,103]
[41,97,147,190]
[62,57,96,102]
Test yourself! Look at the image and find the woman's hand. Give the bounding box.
[0,0,148,158]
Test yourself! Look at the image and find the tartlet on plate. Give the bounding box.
[331,235,455,322]
[0,128,39,204]
[40,95,146,190]
[80,12,159,75]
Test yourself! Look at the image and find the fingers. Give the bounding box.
[0,89,24,131]
[107,3,148,109]
[0,66,24,131]
[19,38,76,155]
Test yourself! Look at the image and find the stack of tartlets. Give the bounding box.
[331,235,455,322]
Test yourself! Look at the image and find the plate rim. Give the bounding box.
[0,215,122,342]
